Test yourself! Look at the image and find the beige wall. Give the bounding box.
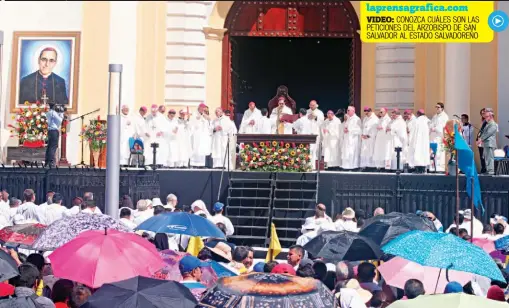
[135,1,166,112]
[80,1,111,165]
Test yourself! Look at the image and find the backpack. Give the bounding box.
[0,293,43,308]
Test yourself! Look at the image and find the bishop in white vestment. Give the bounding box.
[133,106,147,139]
[239,102,262,134]
[360,107,379,168]
[372,108,391,169]
[341,106,362,170]
[429,102,449,172]
[307,100,324,167]
[166,109,180,167]
[409,109,431,172]
[211,108,236,169]
[322,110,342,168]
[144,105,170,166]
[270,98,293,134]
[174,110,193,168]
[256,109,272,134]
[189,104,212,167]
[120,105,136,165]
[385,109,408,170]
[404,110,417,168]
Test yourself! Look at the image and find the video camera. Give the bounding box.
[50,103,67,113]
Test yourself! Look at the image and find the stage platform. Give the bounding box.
[1,166,507,246]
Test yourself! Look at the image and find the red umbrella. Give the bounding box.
[48,229,164,288]
[0,224,46,248]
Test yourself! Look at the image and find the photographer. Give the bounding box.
[45,103,66,167]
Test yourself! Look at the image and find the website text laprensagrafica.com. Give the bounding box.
[365,3,469,15]
[360,1,495,43]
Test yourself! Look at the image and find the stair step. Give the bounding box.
[275,180,317,183]
[271,217,306,222]
[273,198,316,202]
[228,196,271,200]
[269,227,301,232]
[230,178,272,183]
[232,225,268,230]
[227,206,270,210]
[279,237,300,242]
[229,187,271,191]
[275,189,316,193]
[229,215,271,220]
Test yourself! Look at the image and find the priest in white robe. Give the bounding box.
[360,107,379,169]
[404,109,417,168]
[322,110,342,169]
[256,109,272,134]
[189,103,212,168]
[166,109,179,167]
[211,108,236,169]
[239,102,262,134]
[144,104,170,166]
[174,110,193,168]
[429,102,449,172]
[293,109,312,134]
[372,108,391,169]
[409,109,431,173]
[385,109,408,170]
[270,97,293,134]
[133,106,147,139]
[341,106,362,170]
[224,110,238,169]
[307,100,325,167]
[120,105,136,165]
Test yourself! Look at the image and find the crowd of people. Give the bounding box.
[119,97,501,175]
[2,186,509,307]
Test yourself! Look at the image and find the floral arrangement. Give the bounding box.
[442,120,462,156]
[8,101,49,145]
[80,116,107,151]
[239,141,312,172]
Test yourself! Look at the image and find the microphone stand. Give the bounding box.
[70,108,100,166]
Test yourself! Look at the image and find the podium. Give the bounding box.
[236,134,317,172]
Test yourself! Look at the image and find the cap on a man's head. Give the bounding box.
[213,202,224,212]
[404,109,412,115]
[151,104,158,109]
[363,107,372,112]
[140,106,147,112]
[179,255,208,274]
[271,263,296,275]
[198,103,207,109]
[484,107,494,113]
[168,109,176,114]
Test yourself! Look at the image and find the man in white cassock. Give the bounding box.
[404,109,417,168]
[211,108,236,169]
[133,106,147,140]
[144,104,170,166]
[270,97,293,134]
[321,110,342,169]
[224,110,238,169]
[360,107,379,169]
[292,109,312,134]
[120,105,136,165]
[385,109,408,170]
[341,106,362,170]
[307,100,324,168]
[174,110,192,168]
[239,101,261,134]
[256,109,272,134]
[166,109,180,167]
[372,108,391,169]
[409,109,430,173]
[189,103,212,168]
[429,102,449,172]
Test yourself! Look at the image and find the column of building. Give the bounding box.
[375,44,416,111]
[444,44,471,120]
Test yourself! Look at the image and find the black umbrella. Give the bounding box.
[359,212,437,246]
[0,249,20,281]
[82,276,197,308]
[303,230,381,263]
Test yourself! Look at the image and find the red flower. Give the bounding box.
[253,142,258,148]
[280,141,284,147]
[292,142,296,148]
[293,164,299,169]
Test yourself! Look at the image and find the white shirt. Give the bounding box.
[209,214,235,236]
[39,203,67,225]
[81,207,103,214]
[335,219,359,232]
[134,210,153,226]
[120,217,137,230]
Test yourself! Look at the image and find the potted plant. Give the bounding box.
[80,116,107,165]
[8,101,49,148]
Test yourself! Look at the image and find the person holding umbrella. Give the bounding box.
[179,255,209,300]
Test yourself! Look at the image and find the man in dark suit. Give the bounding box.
[478,108,498,175]
[477,108,487,173]
[19,47,68,106]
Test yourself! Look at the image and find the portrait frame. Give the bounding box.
[9,31,81,114]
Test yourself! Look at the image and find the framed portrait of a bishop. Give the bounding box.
[9,31,81,114]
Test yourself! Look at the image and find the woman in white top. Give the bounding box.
[208,202,234,236]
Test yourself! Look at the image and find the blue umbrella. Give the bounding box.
[382,230,504,282]
[136,212,225,239]
[205,260,237,278]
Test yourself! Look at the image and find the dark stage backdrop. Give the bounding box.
[233,37,351,114]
